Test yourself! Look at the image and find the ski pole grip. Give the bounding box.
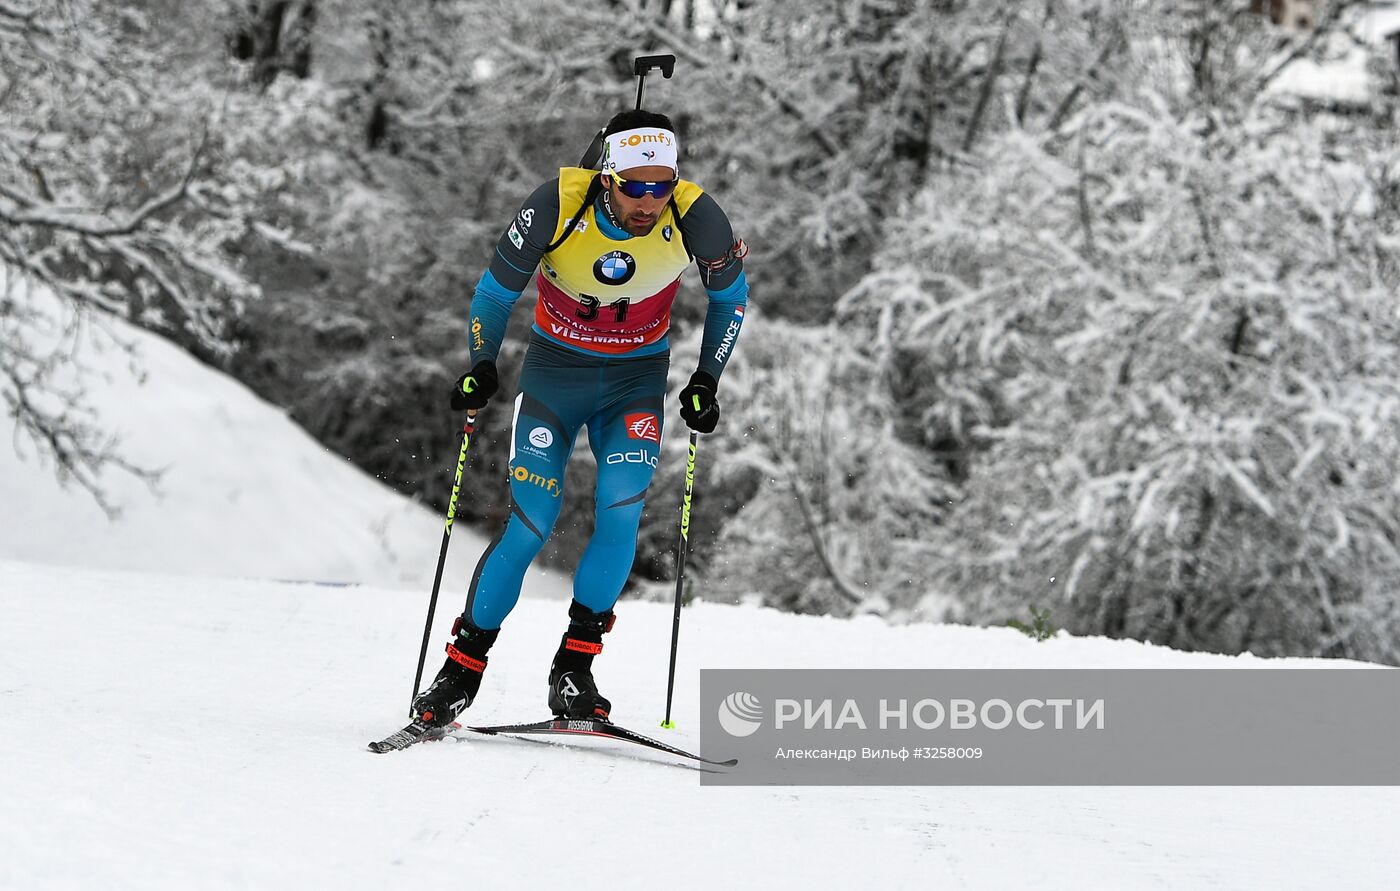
[633,54,676,78]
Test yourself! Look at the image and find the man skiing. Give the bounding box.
[411,109,749,727]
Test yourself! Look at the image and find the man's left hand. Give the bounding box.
[679,371,720,434]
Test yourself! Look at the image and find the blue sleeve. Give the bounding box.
[696,270,749,381]
[679,191,749,382]
[469,269,523,365]
[468,179,562,364]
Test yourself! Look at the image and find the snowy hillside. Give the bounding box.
[0,276,567,595]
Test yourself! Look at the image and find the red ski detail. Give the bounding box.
[445,643,487,672]
[460,718,739,767]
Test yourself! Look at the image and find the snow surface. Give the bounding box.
[4,276,1399,889]
[3,561,1399,890]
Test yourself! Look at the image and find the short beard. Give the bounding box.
[605,187,657,236]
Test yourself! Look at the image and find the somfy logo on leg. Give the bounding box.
[718,691,764,737]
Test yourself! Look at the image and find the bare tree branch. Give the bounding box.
[788,471,868,608]
[1048,26,1126,132]
[1016,0,1056,124]
[0,129,206,237]
[963,8,1018,152]
[642,20,843,158]
[0,1,39,23]
[0,312,159,519]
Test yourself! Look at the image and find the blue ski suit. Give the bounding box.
[461,167,748,629]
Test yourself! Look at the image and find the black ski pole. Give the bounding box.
[661,430,699,729]
[409,410,478,718]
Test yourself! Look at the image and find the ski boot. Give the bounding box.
[547,600,616,720]
[412,617,499,727]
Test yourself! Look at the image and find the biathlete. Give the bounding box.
[412,109,749,726]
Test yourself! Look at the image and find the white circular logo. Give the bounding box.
[529,427,554,449]
[718,691,764,738]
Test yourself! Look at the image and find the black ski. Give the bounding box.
[367,719,461,753]
[463,718,738,767]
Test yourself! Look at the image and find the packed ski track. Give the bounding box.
[1,559,1396,891]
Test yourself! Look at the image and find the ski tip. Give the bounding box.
[367,719,464,754]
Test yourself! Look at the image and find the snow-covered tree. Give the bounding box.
[1,0,266,510]
[841,0,1400,661]
[674,313,947,616]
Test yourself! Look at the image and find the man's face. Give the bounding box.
[604,165,676,236]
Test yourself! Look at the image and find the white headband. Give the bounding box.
[601,126,679,175]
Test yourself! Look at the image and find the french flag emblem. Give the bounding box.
[734,306,745,318]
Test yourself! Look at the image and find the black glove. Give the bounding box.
[450,360,499,412]
[678,371,720,434]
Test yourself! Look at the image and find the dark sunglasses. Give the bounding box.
[607,169,678,200]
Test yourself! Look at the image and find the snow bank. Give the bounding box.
[0,269,567,597]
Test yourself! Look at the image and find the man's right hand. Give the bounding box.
[450,360,499,412]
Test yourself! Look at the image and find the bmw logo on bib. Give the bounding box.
[593,250,636,286]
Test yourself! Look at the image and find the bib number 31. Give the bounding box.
[577,294,629,323]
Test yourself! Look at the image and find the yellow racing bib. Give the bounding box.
[533,168,703,354]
